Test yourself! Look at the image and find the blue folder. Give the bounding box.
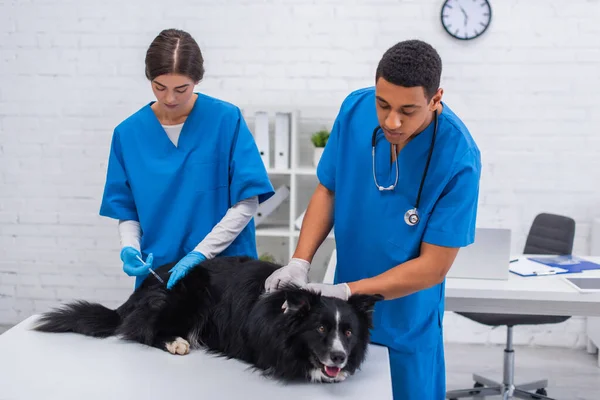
[527,255,600,273]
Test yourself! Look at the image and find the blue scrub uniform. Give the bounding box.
[99,93,274,288]
[317,87,481,399]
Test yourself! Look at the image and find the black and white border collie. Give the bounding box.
[32,256,383,383]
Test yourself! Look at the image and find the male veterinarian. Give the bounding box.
[265,39,481,400]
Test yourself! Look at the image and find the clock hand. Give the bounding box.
[460,6,468,26]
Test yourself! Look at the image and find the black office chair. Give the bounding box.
[446,213,576,400]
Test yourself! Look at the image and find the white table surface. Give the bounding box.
[0,315,393,400]
[446,256,600,317]
[324,251,600,317]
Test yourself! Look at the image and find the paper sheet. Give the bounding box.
[509,258,569,276]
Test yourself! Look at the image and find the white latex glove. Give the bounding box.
[305,282,351,301]
[264,258,310,293]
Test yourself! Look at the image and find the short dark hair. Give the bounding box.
[145,29,205,82]
[375,39,442,100]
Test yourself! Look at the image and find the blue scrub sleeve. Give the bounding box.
[316,113,342,192]
[99,129,139,221]
[422,149,481,248]
[228,108,274,205]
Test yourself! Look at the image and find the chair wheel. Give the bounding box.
[463,382,485,396]
[535,388,547,396]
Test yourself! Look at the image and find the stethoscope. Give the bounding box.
[371,109,438,226]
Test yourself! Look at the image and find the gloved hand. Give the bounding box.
[167,251,206,289]
[121,247,154,277]
[264,258,310,293]
[304,282,351,301]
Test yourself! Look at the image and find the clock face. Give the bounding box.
[441,0,492,40]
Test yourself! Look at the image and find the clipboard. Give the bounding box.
[509,258,571,277]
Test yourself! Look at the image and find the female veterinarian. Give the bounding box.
[99,28,274,290]
[265,40,481,400]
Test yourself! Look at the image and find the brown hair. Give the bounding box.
[144,29,205,82]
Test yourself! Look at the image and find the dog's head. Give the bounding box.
[281,287,384,383]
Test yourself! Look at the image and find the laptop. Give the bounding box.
[446,228,512,280]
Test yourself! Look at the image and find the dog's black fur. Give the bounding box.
[32,256,383,383]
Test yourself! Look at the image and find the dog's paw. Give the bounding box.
[334,370,349,382]
[165,337,190,355]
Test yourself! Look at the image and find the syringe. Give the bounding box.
[136,255,165,284]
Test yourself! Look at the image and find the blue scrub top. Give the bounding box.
[99,93,274,286]
[318,87,481,353]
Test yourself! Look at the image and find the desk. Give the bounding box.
[587,218,600,366]
[324,251,600,364]
[324,252,600,317]
[0,315,393,400]
[445,257,600,318]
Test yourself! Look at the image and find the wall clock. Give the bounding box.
[441,0,492,41]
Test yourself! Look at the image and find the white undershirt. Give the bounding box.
[161,123,184,147]
[118,196,259,260]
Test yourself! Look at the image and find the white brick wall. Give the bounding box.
[1,0,599,347]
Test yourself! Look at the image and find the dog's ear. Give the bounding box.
[347,293,384,315]
[282,288,319,316]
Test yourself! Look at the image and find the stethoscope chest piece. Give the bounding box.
[404,208,420,226]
